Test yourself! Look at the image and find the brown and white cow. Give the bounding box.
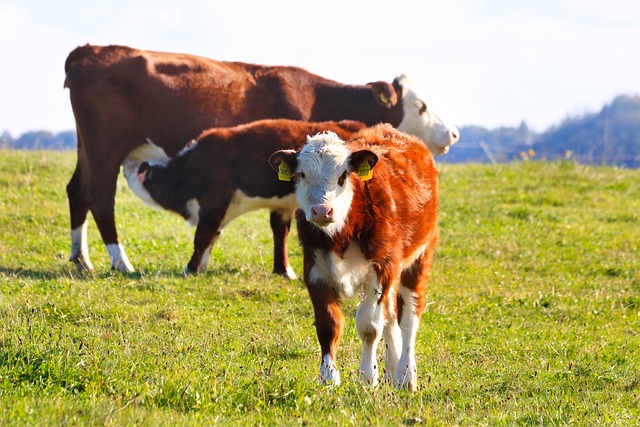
[268,124,438,390]
[122,119,365,277]
[64,44,457,273]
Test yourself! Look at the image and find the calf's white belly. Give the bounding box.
[217,190,298,229]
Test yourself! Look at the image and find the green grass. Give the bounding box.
[1,150,639,426]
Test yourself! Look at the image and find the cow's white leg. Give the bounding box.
[319,353,341,386]
[106,243,135,273]
[70,222,94,271]
[383,288,401,384]
[397,287,419,391]
[356,282,385,387]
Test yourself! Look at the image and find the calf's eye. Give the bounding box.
[338,171,348,186]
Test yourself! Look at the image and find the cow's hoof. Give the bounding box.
[111,261,135,273]
[183,266,199,276]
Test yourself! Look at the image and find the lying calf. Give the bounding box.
[268,124,439,390]
[123,118,365,277]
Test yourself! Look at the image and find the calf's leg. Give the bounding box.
[269,210,296,280]
[355,278,386,386]
[396,252,431,391]
[185,210,224,274]
[383,287,402,384]
[307,283,343,386]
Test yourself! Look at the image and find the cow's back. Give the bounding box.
[65,45,262,156]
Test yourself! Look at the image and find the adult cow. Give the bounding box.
[122,119,366,277]
[268,124,438,390]
[64,44,458,273]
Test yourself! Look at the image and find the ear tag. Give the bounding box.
[278,162,293,182]
[379,92,390,104]
[358,161,373,181]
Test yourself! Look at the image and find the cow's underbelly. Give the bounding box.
[310,242,375,298]
[219,190,298,229]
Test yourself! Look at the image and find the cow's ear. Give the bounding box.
[367,81,398,107]
[392,74,409,98]
[268,150,298,182]
[349,150,379,181]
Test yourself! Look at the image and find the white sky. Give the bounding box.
[1,0,639,135]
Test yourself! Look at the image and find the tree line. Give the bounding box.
[443,94,640,168]
[2,94,640,168]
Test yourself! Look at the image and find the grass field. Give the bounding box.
[0,150,638,426]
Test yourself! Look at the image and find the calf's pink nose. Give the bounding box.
[311,205,334,222]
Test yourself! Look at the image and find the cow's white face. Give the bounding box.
[269,132,378,238]
[294,132,356,237]
[395,75,459,155]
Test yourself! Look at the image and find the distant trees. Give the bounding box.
[2,94,639,167]
[1,130,76,150]
[442,94,640,168]
[533,95,640,168]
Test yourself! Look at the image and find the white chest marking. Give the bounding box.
[310,242,373,298]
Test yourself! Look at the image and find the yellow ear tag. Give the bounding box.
[379,92,390,104]
[278,162,293,181]
[358,161,373,181]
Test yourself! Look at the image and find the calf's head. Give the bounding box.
[122,159,165,210]
[269,132,378,237]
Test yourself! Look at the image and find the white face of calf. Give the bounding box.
[269,132,378,238]
[395,75,460,155]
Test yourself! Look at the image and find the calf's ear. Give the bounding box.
[268,150,298,182]
[367,81,398,107]
[349,150,379,181]
[136,162,151,183]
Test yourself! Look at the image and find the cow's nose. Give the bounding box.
[310,205,334,223]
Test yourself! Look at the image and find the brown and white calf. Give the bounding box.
[269,124,439,390]
[64,44,458,273]
[123,119,365,277]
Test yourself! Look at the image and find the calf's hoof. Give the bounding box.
[274,266,297,280]
[70,256,94,272]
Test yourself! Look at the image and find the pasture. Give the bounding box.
[0,150,638,426]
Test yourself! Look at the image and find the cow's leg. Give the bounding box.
[91,184,134,273]
[355,279,385,387]
[383,287,402,384]
[185,210,223,274]
[269,210,296,280]
[307,283,343,386]
[396,253,431,391]
[67,165,93,271]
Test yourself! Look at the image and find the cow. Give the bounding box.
[122,119,366,277]
[64,43,458,273]
[268,124,439,390]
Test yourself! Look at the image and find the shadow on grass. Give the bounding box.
[0,265,144,281]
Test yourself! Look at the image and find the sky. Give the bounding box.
[1,0,639,136]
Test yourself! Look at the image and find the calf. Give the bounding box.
[268,124,439,390]
[64,44,458,273]
[123,119,365,277]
